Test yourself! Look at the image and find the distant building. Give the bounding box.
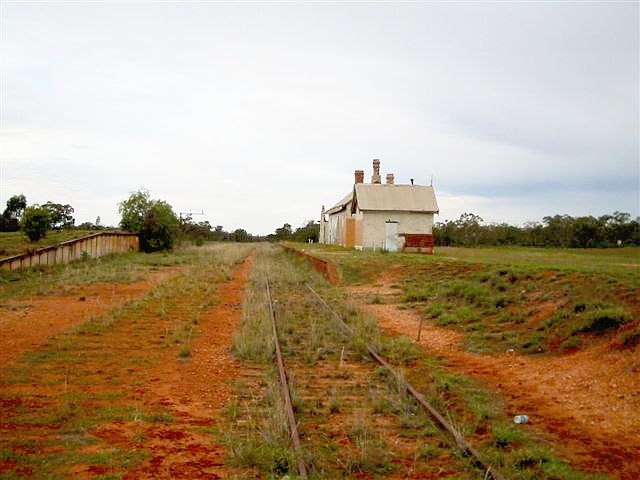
[319,159,439,253]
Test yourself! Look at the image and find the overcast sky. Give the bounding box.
[1,1,638,234]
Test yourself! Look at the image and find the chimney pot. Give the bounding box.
[354,170,365,184]
[371,159,382,184]
[386,173,394,185]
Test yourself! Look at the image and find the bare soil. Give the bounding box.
[0,267,183,368]
[0,255,255,479]
[348,277,640,480]
[119,254,255,479]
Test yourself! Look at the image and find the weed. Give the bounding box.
[415,444,442,460]
[571,306,630,334]
[492,424,526,449]
[425,302,446,318]
[381,336,421,365]
[345,420,395,474]
[560,336,582,351]
[404,286,432,302]
[521,333,546,353]
[328,394,342,414]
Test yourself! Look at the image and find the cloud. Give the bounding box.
[1,3,637,234]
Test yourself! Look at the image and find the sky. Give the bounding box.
[1,1,638,235]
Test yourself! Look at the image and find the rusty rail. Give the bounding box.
[306,284,506,480]
[266,277,309,479]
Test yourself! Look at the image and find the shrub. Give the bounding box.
[571,307,630,334]
[404,286,431,302]
[119,189,151,233]
[492,424,526,449]
[118,189,179,252]
[20,205,51,241]
[1,194,26,232]
[139,201,179,252]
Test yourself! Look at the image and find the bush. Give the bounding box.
[20,205,51,241]
[118,189,179,252]
[139,201,179,252]
[118,189,152,233]
[571,306,630,334]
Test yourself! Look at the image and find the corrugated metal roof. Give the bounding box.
[325,191,353,215]
[355,184,439,213]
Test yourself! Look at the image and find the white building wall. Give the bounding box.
[361,210,434,250]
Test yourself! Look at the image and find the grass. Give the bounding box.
[217,244,609,479]
[303,244,639,355]
[303,243,640,286]
[0,249,188,304]
[344,420,394,474]
[570,306,630,334]
[0,243,253,479]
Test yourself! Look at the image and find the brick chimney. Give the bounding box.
[371,159,381,184]
[386,173,394,184]
[354,169,365,184]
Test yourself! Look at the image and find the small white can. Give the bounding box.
[513,415,529,424]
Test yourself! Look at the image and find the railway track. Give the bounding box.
[266,276,309,479]
[263,267,505,479]
[306,283,505,480]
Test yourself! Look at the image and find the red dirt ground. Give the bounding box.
[0,254,255,479]
[117,253,255,479]
[0,267,183,368]
[348,278,640,480]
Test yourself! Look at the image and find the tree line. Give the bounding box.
[0,194,76,240]
[5,189,636,251]
[434,212,640,248]
[0,189,277,250]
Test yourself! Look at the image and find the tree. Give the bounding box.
[20,205,51,241]
[42,201,75,229]
[209,225,227,241]
[230,228,250,242]
[274,223,292,240]
[179,215,214,242]
[77,216,106,231]
[118,189,179,252]
[456,212,484,247]
[542,215,573,247]
[139,201,179,252]
[118,189,152,233]
[1,194,27,232]
[5,194,27,219]
[292,220,320,243]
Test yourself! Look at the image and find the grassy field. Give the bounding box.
[299,244,640,283]
[299,244,640,355]
[0,229,100,258]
